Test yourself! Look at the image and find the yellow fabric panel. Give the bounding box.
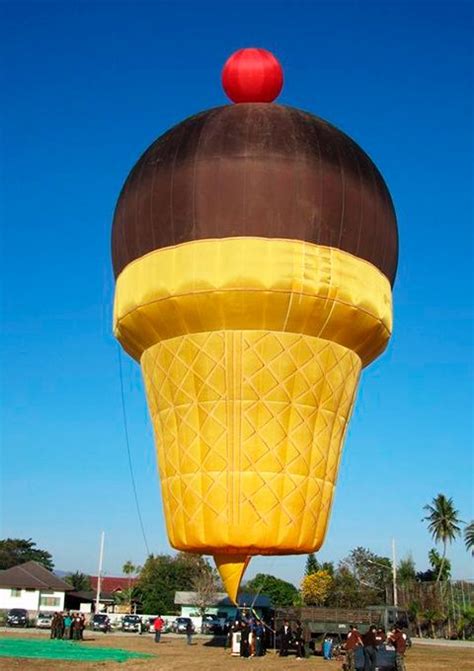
[141,330,361,556]
[114,237,392,367]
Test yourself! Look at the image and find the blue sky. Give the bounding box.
[1,1,472,584]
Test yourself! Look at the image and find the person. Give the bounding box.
[50,613,59,639]
[240,621,250,657]
[63,612,72,640]
[72,614,82,641]
[388,625,408,671]
[294,621,305,659]
[322,635,333,660]
[362,625,377,671]
[248,618,256,657]
[278,620,292,657]
[153,615,164,643]
[344,624,363,671]
[185,619,193,645]
[255,620,265,657]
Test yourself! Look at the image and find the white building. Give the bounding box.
[0,561,72,613]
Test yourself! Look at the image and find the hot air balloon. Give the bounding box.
[112,48,398,603]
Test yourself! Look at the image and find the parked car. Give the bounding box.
[7,609,29,627]
[121,615,142,632]
[171,617,195,634]
[201,614,222,634]
[91,613,111,633]
[36,612,53,629]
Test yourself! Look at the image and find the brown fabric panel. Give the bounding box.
[112,104,398,284]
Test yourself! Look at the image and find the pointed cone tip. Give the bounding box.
[213,554,251,604]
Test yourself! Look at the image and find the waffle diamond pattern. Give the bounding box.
[141,330,361,554]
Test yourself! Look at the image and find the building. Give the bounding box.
[88,576,139,613]
[0,561,72,613]
[175,591,272,621]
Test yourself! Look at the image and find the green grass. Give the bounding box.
[0,638,154,662]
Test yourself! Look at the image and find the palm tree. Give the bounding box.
[464,521,474,556]
[423,494,463,583]
[122,561,140,613]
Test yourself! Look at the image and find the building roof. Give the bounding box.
[89,576,138,593]
[175,591,271,608]
[0,561,73,591]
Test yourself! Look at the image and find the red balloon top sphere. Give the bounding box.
[222,48,284,103]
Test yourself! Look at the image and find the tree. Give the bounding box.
[464,521,474,556]
[305,553,320,575]
[341,547,392,604]
[0,538,54,571]
[423,494,462,583]
[428,548,451,582]
[326,566,360,608]
[121,561,141,613]
[397,555,416,584]
[245,574,299,607]
[301,570,333,606]
[136,553,212,614]
[65,572,91,592]
[191,565,219,617]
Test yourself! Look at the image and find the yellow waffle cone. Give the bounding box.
[141,330,361,561]
[214,555,250,604]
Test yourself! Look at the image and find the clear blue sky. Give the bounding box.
[1,1,472,584]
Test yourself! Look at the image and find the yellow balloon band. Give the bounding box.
[113,237,392,368]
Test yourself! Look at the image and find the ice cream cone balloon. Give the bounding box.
[112,49,398,603]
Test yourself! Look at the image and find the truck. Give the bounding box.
[274,605,409,641]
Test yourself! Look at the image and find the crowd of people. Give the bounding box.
[50,612,86,640]
[342,622,409,671]
[226,616,269,657]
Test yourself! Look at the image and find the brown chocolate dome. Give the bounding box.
[112,103,398,284]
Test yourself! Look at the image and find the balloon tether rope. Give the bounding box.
[117,346,151,556]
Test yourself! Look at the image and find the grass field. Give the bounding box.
[0,630,472,671]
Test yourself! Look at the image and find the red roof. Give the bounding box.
[89,576,138,593]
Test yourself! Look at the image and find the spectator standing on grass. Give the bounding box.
[63,612,72,640]
[294,620,305,659]
[153,614,164,643]
[344,624,363,671]
[387,625,408,671]
[185,619,193,645]
[375,627,386,647]
[255,620,265,657]
[278,619,292,657]
[362,624,377,671]
[240,621,250,657]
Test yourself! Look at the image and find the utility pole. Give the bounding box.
[392,538,398,607]
[95,531,105,614]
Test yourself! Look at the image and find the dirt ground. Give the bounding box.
[0,631,472,671]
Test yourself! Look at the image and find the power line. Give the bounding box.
[117,346,151,557]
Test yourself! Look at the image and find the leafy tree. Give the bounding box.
[397,554,416,584]
[423,494,463,583]
[65,571,91,592]
[301,570,333,606]
[325,566,360,608]
[0,538,54,571]
[464,521,474,556]
[136,553,212,614]
[245,573,299,607]
[342,547,392,603]
[428,548,451,581]
[407,600,423,638]
[305,553,320,575]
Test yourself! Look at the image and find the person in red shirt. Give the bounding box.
[153,615,164,643]
[344,625,363,671]
[387,625,408,671]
